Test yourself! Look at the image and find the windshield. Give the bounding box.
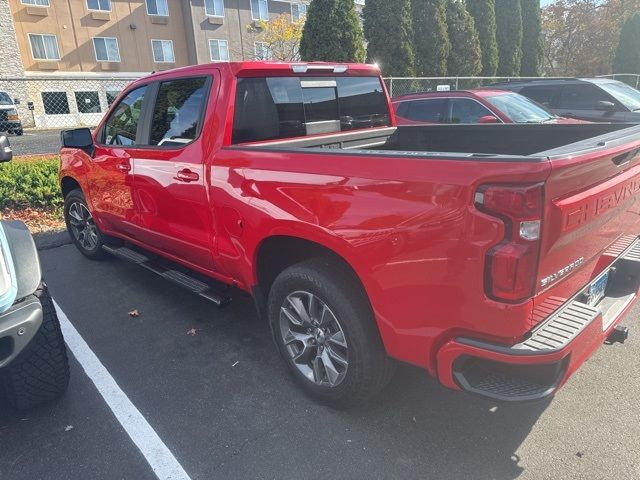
[0,92,13,106]
[597,82,640,111]
[484,92,554,123]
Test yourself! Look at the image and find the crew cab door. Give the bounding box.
[89,85,148,236]
[131,75,216,271]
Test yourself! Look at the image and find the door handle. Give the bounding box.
[116,162,131,172]
[175,169,199,183]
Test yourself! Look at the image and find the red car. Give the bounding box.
[392,89,585,125]
[59,62,640,407]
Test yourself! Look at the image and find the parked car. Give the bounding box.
[392,89,584,125]
[0,136,69,410]
[0,92,23,136]
[60,62,640,407]
[492,78,640,123]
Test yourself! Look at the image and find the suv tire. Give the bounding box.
[268,257,396,408]
[1,286,70,410]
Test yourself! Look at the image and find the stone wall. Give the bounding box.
[0,0,31,127]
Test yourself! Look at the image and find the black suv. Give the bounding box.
[492,78,640,123]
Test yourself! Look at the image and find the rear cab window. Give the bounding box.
[231,76,391,144]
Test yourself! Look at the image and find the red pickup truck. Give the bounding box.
[59,62,640,407]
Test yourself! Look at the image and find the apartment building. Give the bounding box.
[1,0,364,128]
[7,0,365,71]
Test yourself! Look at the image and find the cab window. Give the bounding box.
[102,86,147,146]
[148,77,208,147]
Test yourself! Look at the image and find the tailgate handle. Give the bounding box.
[612,148,640,167]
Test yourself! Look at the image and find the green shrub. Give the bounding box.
[0,157,62,210]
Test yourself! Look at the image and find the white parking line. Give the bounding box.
[53,300,192,480]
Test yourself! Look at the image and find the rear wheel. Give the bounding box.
[64,189,116,259]
[268,257,395,408]
[1,286,70,410]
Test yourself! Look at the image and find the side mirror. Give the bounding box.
[595,100,617,112]
[478,115,499,124]
[0,136,13,163]
[13,98,20,105]
[61,128,94,154]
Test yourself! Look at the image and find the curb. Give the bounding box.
[33,230,71,250]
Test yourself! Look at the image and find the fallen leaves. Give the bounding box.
[0,207,64,234]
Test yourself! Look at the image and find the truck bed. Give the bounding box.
[237,123,640,159]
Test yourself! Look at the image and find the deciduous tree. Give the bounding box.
[250,14,304,61]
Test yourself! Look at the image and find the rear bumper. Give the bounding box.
[436,237,640,402]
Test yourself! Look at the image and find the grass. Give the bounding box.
[0,155,64,233]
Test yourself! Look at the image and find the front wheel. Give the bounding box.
[268,258,396,408]
[64,189,113,259]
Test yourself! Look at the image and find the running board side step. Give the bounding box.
[103,246,232,308]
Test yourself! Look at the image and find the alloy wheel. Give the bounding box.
[279,291,349,387]
[67,201,99,251]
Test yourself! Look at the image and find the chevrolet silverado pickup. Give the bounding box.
[59,62,640,407]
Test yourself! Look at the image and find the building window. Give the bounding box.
[254,42,273,61]
[291,3,307,22]
[146,0,168,16]
[21,0,50,6]
[209,39,230,61]
[93,37,120,62]
[205,0,224,17]
[106,90,121,106]
[87,0,111,11]
[28,34,60,60]
[151,40,175,63]
[250,0,268,21]
[41,91,70,115]
[75,91,102,114]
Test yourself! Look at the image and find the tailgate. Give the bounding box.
[537,126,640,295]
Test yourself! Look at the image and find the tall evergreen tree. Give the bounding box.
[446,0,482,77]
[412,0,450,76]
[300,0,365,62]
[466,0,498,77]
[520,0,543,76]
[495,0,523,76]
[363,0,415,76]
[614,13,640,74]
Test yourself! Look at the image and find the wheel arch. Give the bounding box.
[60,176,81,199]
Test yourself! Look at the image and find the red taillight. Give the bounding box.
[476,184,544,303]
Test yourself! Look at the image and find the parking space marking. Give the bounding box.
[53,300,192,480]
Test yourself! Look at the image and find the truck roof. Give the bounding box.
[137,61,382,83]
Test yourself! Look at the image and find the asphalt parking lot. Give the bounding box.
[7,129,62,157]
[1,243,640,480]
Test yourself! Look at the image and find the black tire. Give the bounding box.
[268,257,396,408]
[64,188,115,259]
[1,286,70,411]
[15,130,23,136]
